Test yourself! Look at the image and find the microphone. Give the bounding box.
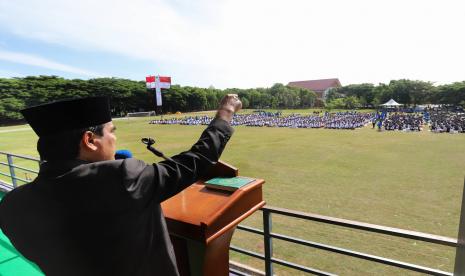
[115,149,133,159]
[141,137,194,173]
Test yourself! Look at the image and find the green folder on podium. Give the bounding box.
[205,176,255,192]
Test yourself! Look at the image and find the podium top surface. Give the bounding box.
[161,178,265,243]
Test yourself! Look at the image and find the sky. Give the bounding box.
[0,0,464,89]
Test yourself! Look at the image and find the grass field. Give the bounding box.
[1,109,465,275]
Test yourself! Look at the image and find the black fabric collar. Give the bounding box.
[39,159,90,177]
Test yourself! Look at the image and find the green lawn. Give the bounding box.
[1,110,464,275]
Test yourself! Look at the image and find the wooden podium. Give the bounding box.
[161,161,265,276]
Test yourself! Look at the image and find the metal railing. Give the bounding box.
[230,186,465,276]
[0,151,40,192]
[0,152,463,275]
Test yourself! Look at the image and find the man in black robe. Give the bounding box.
[0,94,241,276]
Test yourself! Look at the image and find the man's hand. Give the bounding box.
[216,94,242,122]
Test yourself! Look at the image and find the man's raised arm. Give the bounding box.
[121,94,242,203]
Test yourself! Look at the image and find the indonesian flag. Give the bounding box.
[146,76,155,88]
[146,75,171,106]
[146,75,171,89]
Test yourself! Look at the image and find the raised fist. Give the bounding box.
[218,94,242,113]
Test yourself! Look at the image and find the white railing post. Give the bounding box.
[6,154,17,188]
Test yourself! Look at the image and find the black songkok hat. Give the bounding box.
[21,97,112,137]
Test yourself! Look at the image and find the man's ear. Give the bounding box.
[81,131,98,151]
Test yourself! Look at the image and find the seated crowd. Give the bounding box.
[324,112,373,129]
[429,112,465,133]
[381,113,424,131]
[149,110,465,134]
[149,112,374,130]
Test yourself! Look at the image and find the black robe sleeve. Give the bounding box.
[121,117,234,204]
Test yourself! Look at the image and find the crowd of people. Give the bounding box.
[429,112,465,133]
[377,113,424,132]
[149,110,465,134]
[371,110,465,133]
[324,112,373,129]
[149,111,374,130]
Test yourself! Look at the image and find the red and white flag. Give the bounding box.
[146,75,171,106]
[145,75,155,88]
[146,75,171,89]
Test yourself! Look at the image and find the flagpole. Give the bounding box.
[155,75,163,119]
[146,74,170,119]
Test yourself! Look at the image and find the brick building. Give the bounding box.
[288,78,342,101]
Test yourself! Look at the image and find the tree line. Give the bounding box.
[327,79,465,109]
[0,76,317,124]
[0,76,464,124]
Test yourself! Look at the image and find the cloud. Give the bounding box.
[0,0,464,87]
[0,49,103,77]
[0,69,25,78]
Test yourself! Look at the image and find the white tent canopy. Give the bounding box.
[381,99,402,106]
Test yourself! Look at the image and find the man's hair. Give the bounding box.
[37,124,105,161]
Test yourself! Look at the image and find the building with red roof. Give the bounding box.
[288,78,342,101]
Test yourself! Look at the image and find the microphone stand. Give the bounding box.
[142,137,171,160]
[141,137,194,173]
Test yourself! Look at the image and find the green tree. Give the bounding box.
[2,75,465,125]
[337,83,375,107]
[326,98,345,110]
[0,97,25,122]
[343,96,362,109]
[437,82,465,106]
[298,89,316,108]
[187,88,207,111]
[326,88,344,102]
